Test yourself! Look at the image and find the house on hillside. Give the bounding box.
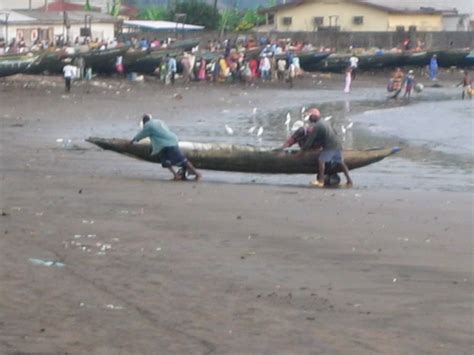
[258,0,451,32]
[0,10,117,45]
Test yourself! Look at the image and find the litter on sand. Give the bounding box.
[29,258,65,267]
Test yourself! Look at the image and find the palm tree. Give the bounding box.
[110,0,121,17]
[85,0,92,11]
[214,0,218,10]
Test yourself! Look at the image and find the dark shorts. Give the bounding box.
[158,146,188,168]
[319,149,343,164]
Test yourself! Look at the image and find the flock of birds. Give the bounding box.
[224,106,355,141]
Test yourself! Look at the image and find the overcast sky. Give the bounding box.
[367,0,473,14]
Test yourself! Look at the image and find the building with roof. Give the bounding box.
[258,0,452,32]
[0,0,111,13]
[123,20,205,33]
[36,0,102,12]
[0,10,117,45]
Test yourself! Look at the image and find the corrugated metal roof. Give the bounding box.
[7,10,118,24]
[124,20,205,32]
[0,11,37,23]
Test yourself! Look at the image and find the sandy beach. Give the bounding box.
[0,72,472,354]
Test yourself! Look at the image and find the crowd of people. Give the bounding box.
[157,47,305,87]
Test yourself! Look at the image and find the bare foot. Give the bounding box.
[172,175,182,181]
[346,181,353,188]
[310,180,325,188]
[194,174,202,181]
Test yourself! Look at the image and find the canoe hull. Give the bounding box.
[0,54,40,77]
[86,137,400,175]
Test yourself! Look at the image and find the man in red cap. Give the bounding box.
[284,108,352,187]
[283,108,324,148]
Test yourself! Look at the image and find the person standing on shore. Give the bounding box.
[429,54,438,81]
[403,70,416,99]
[62,59,76,93]
[389,67,404,99]
[458,71,472,100]
[130,114,201,181]
[167,55,177,85]
[349,54,359,80]
[181,53,192,84]
[344,66,352,93]
[277,58,286,81]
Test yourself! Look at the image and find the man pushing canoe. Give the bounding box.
[283,108,353,187]
[129,114,201,181]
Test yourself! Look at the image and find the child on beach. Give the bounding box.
[388,67,404,99]
[458,71,472,100]
[403,70,416,99]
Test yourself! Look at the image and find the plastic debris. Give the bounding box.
[100,244,111,251]
[29,258,65,267]
[105,304,123,310]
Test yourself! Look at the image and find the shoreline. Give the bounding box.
[1,70,472,354]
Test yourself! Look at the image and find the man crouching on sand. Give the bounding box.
[302,108,353,188]
[130,114,201,181]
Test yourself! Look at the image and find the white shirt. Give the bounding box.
[260,57,271,70]
[350,56,359,68]
[63,65,76,78]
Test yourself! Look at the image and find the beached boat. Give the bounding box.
[435,48,473,67]
[0,53,41,77]
[166,38,200,51]
[86,137,400,175]
[26,51,64,74]
[123,48,186,74]
[26,46,130,75]
[121,39,201,74]
[400,50,431,67]
[308,51,404,73]
[293,51,332,72]
[82,46,130,73]
[463,51,474,66]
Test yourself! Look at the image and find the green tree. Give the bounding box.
[235,9,265,31]
[220,8,266,32]
[110,0,121,17]
[84,0,93,11]
[168,0,221,30]
[139,6,170,20]
[219,9,241,32]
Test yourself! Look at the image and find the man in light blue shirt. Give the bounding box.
[130,114,201,180]
[167,55,177,85]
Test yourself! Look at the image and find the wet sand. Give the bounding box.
[0,72,472,354]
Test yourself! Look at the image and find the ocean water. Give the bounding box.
[177,96,473,192]
[90,89,473,192]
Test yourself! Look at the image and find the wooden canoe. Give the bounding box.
[86,137,400,174]
[0,54,41,77]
